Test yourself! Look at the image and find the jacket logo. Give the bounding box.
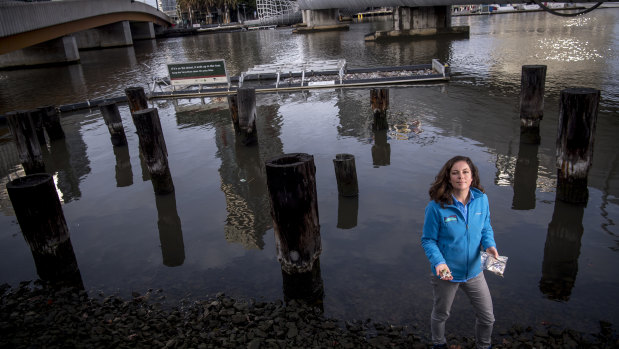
[444,215,457,223]
[475,212,482,215]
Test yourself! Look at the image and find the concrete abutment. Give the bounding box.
[0,36,80,69]
[366,6,469,41]
[295,9,349,33]
[74,21,133,50]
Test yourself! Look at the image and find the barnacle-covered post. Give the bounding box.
[131,108,174,195]
[237,87,258,145]
[265,153,321,274]
[99,101,128,146]
[6,174,83,288]
[555,87,600,204]
[519,65,546,144]
[371,88,389,130]
[6,110,46,174]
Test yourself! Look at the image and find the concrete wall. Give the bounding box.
[0,36,79,69]
[304,9,339,27]
[130,22,155,40]
[395,6,451,31]
[74,21,133,50]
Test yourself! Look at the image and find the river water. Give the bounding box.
[1,10,618,336]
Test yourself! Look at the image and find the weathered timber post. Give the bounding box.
[540,199,584,301]
[237,87,258,145]
[155,192,185,267]
[125,86,168,157]
[125,86,149,112]
[132,108,174,194]
[333,153,358,197]
[228,93,240,132]
[6,111,46,174]
[337,195,358,229]
[265,153,321,273]
[371,88,389,130]
[6,174,83,288]
[555,87,600,204]
[39,105,65,140]
[28,109,47,146]
[99,102,128,146]
[520,65,547,144]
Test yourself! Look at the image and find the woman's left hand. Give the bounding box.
[486,246,499,259]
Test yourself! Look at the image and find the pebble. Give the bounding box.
[0,281,616,348]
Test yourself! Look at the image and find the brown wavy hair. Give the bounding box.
[429,156,484,207]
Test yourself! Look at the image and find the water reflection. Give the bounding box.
[540,198,585,301]
[337,195,358,229]
[372,129,390,167]
[282,258,324,310]
[155,192,185,267]
[46,136,85,203]
[512,134,540,210]
[113,145,133,187]
[212,100,283,249]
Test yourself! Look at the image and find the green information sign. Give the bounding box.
[167,60,228,86]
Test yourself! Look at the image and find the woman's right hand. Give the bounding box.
[435,263,453,280]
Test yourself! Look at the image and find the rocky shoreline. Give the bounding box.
[1,281,616,349]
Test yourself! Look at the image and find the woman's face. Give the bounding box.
[449,160,473,193]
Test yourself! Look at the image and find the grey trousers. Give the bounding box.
[431,272,495,349]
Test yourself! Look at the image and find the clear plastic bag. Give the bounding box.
[481,252,508,277]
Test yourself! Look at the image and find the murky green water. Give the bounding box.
[1,10,618,335]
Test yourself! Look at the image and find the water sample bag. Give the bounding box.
[481,252,508,277]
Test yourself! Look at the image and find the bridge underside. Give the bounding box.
[0,14,165,69]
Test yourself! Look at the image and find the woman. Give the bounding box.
[421,156,499,349]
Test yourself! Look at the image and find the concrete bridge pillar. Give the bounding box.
[130,22,155,40]
[366,6,468,41]
[74,21,133,50]
[0,36,79,69]
[294,9,348,33]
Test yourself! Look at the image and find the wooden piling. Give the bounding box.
[228,93,240,131]
[132,108,174,195]
[555,87,600,204]
[38,105,65,140]
[125,86,149,113]
[520,65,546,144]
[125,86,167,156]
[6,174,83,288]
[6,110,45,174]
[265,153,321,274]
[333,153,358,197]
[237,87,258,145]
[28,109,47,146]
[99,101,128,146]
[371,88,389,130]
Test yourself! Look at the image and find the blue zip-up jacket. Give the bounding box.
[421,188,496,281]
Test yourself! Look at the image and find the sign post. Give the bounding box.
[167,60,229,91]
